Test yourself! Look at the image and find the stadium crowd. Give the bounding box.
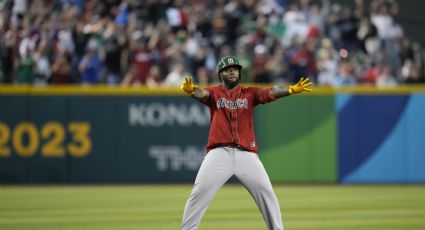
[0,0,424,87]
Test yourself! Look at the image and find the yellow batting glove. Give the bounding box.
[181,76,199,96]
[289,77,313,95]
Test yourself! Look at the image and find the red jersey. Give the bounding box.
[200,85,277,153]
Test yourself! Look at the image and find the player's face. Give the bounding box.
[220,67,240,81]
[220,67,240,89]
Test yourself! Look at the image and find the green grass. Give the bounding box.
[1,185,425,230]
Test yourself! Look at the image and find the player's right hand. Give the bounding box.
[181,76,199,96]
[289,77,313,94]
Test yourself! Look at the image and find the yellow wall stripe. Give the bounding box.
[1,84,425,95]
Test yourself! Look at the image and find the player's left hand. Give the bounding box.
[289,77,313,94]
[181,76,199,96]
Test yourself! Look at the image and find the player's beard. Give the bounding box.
[222,77,240,89]
[220,71,240,89]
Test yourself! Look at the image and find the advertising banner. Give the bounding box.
[0,95,209,183]
[2,88,424,183]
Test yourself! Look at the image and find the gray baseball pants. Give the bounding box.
[181,147,284,230]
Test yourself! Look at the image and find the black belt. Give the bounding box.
[214,143,246,151]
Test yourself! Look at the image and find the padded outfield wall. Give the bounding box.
[0,86,424,183]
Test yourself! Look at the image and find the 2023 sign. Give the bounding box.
[0,121,91,158]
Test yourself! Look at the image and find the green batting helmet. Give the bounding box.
[216,56,243,73]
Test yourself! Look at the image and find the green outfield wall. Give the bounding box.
[256,95,336,182]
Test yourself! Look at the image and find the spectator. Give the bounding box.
[363,61,380,85]
[289,40,317,83]
[114,0,130,27]
[104,38,124,85]
[235,46,252,83]
[11,0,28,28]
[50,50,72,84]
[399,37,415,64]
[357,17,379,54]
[401,59,423,84]
[307,0,330,34]
[333,61,357,86]
[145,64,164,88]
[376,66,398,87]
[0,31,15,84]
[251,44,270,83]
[78,47,103,84]
[127,37,154,85]
[317,39,339,86]
[16,46,35,85]
[164,62,185,87]
[371,0,399,40]
[195,66,210,86]
[336,8,361,52]
[266,47,289,83]
[33,40,51,85]
[282,3,309,47]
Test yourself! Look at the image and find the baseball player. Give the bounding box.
[180,56,312,230]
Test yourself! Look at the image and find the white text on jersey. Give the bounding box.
[216,98,248,110]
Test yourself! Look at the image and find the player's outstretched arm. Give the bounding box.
[181,76,210,100]
[270,77,313,98]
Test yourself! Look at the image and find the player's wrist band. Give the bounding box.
[288,88,294,95]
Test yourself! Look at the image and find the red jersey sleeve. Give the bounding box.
[252,87,278,105]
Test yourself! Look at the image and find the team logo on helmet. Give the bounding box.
[217,56,243,73]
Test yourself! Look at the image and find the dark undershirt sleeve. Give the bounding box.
[254,87,278,105]
[199,87,214,106]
